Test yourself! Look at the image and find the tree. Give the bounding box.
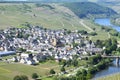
[18,48,26,52]
[32,73,39,79]
[95,39,103,48]
[92,28,96,31]
[20,75,28,80]
[87,67,97,74]
[72,59,78,67]
[89,32,97,36]
[76,70,82,76]
[67,30,71,34]
[89,40,92,45]
[13,75,21,80]
[72,42,79,47]
[50,69,56,74]
[60,67,65,72]
[117,47,120,52]
[13,75,28,80]
[86,73,92,79]
[81,69,87,76]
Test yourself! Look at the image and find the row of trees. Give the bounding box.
[14,73,39,80]
[52,54,111,80]
[59,58,78,67]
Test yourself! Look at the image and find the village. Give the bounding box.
[0,26,103,65]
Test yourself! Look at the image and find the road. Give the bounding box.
[79,20,94,32]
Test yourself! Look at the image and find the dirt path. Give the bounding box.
[108,32,110,38]
[60,21,65,27]
[79,20,94,32]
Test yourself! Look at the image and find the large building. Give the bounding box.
[0,51,16,56]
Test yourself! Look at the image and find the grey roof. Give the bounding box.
[0,51,16,56]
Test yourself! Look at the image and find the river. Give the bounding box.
[95,18,120,32]
[93,18,120,79]
[93,60,120,79]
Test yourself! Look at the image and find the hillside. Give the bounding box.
[99,0,120,3]
[0,3,85,30]
[64,2,117,18]
[0,3,112,41]
[0,0,119,3]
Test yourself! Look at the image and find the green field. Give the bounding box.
[0,61,61,80]
[98,73,120,80]
[0,3,85,30]
[0,59,88,80]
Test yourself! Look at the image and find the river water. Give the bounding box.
[93,18,120,79]
[95,18,120,32]
[93,60,120,79]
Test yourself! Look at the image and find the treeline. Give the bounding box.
[64,2,117,18]
[35,3,55,9]
[95,38,117,55]
[52,55,111,80]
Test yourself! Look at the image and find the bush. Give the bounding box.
[50,69,56,74]
[32,73,39,79]
[60,67,65,72]
[89,32,97,36]
[13,75,28,80]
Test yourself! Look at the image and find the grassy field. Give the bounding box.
[0,3,85,30]
[0,59,88,80]
[82,19,110,41]
[0,61,61,80]
[97,73,120,80]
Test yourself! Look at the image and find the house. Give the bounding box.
[16,53,39,65]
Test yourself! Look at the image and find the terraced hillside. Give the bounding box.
[0,3,87,30]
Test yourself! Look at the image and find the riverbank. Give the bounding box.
[94,18,120,32]
[96,73,120,80]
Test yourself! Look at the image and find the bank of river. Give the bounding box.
[93,59,120,79]
[95,18,120,32]
[93,18,120,79]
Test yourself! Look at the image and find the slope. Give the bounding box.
[0,3,85,30]
[64,2,117,18]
